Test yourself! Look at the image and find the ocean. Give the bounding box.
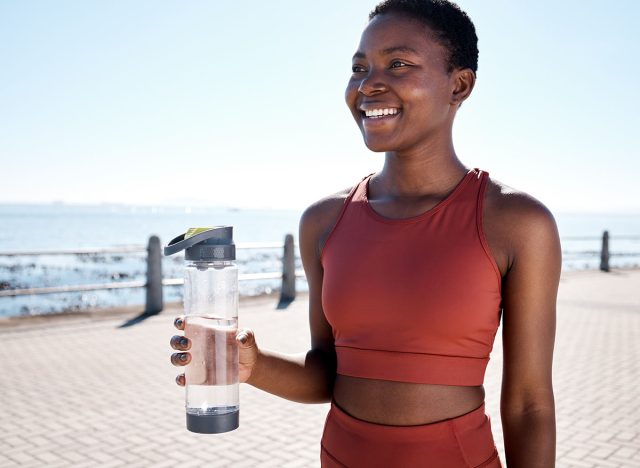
[1,204,639,317]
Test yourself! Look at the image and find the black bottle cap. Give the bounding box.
[186,410,239,434]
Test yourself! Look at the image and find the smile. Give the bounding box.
[362,108,400,119]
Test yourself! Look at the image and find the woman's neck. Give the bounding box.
[376,142,468,198]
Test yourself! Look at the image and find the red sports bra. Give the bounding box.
[320,168,502,386]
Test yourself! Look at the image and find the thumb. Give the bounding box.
[236,328,255,346]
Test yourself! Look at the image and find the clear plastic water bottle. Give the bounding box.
[164,226,239,434]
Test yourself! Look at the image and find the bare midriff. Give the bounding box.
[333,374,485,426]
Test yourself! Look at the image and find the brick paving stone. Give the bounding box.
[6,452,36,465]
[616,432,638,442]
[180,459,212,468]
[69,461,109,468]
[282,457,314,468]
[0,270,638,467]
[33,450,65,464]
[87,450,119,464]
[573,431,597,443]
[594,431,618,442]
[607,458,639,468]
[564,459,596,467]
[253,448,281,462]
[566,447,596,460]
[0,456,18,468]
[57,449,88,464]
[588,460,622,468]
[613,446,638,459]
[114,450,143,464]
[147,459,181,468]
[259,458,295,468]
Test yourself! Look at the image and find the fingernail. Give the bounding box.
[175,318,183,327]
[238,333,247,344]
[179,354,188,362]
[180,337,188,347]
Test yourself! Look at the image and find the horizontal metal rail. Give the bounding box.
[0,242,295,257]
[562,251,640,256]
[0,271,307,297]
[561,235,640,241]
[1,230,637,308]
[0,281,147,297]
[0,246,146,257]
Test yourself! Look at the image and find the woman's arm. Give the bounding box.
[243,198,340,403]
[499,197,561,467]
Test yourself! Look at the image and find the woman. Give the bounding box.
[171,1,560,466]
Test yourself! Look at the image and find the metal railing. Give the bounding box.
[562,231,640,272]
[2,230,639,313]
[0,234,306,313]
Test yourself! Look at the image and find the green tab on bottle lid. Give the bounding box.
[184,227,215,239]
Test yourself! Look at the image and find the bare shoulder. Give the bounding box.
[482,175,561,273]
[301,185,352,226]
[485,176,556,222]
[299,184,355,258]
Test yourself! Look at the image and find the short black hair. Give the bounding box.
[369,0,478,74]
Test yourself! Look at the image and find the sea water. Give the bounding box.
[1,204,639,316]
[184,315,239,416]
[0,203,302,316]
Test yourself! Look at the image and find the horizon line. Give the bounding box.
[0,200,639,216]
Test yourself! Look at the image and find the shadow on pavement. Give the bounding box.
[276,298,294,310]
[118,311,158,328]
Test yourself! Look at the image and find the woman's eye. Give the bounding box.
[390,61,408,69]
[352,65,366,73]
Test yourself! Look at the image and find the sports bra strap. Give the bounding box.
[319,172,374,263]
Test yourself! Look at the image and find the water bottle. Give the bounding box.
[164,226,239,434]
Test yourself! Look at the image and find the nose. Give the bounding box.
[357,71,387,96]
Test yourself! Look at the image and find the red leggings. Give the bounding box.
[321,398,502,468]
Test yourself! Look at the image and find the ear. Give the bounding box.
[450,68,476,108]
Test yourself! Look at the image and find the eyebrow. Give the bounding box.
[352,46,419,60]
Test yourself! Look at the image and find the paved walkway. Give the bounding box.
[0,269,639,467]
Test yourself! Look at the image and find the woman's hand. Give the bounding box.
[170,316,260,386]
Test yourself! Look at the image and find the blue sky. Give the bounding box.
[1,1,638,213]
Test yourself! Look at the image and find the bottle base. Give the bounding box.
[186,410,239,434]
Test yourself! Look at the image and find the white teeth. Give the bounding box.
[363,108,399,118]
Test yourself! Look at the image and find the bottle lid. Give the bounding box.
[164,226,235,261]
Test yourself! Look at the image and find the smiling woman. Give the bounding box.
[345,10,474,155]
[170,1,560,467]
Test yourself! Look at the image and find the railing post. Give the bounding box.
[146,235,164,314]
[600,230,610,272]
[279,233,296,304]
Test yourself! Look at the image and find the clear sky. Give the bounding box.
[1,1,638,213]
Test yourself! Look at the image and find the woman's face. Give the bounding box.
[345,13,458,153]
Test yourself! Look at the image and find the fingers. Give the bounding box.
[174,316,185,330]
[170,335,190,351]
[236,328,255,347]
[172,317,188,385]
[171,352,191,366]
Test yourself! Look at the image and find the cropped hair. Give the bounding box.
[370,0,478,74]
